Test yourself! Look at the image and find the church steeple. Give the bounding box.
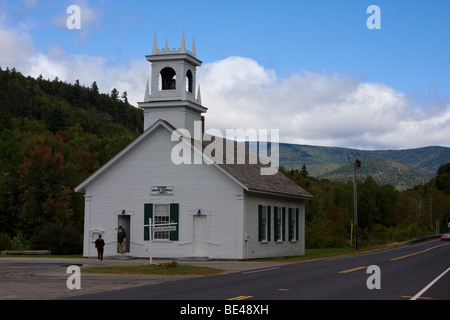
[138,32,207,132]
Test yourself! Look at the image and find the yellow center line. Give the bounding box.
[227,295,253,300]
[338,266,367,274]
[400,295,433,300]
[390,243,450,261]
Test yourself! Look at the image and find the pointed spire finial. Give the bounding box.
[165,37,168,50]
[180,30,186,52]
[196,85,202,104]
[144,78,150,101]
[191,36,196,57]
[152,32,158,55]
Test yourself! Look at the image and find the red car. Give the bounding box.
[441,234,450,241]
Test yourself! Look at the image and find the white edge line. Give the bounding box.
[410,266,450,300]
[243,267,280,274]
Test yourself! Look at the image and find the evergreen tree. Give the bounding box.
[300,164,309,178]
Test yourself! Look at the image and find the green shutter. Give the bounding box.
[169,203,179,241]
[144,226,150,241]
[258,205,263,242]
[267,206,271,242]
[296,208,299,241]
[144,203,153,224]
[282,207,286,241]
[288,208,293,241]
[274,207,278,242]
[144,203,153,241]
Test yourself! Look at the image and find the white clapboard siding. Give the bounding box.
[244,195,305,259]
[83,125,244,259]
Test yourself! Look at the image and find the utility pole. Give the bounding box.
[354,150,361,250]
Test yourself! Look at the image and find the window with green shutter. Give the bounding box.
[274,206,283,242]
[144,203,179,241]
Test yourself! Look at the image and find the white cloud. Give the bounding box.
[26,49,148,106]
[0,17,147,109]
[198,57,450,149]
[0,16,35,67]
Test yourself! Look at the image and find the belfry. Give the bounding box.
[138,32,207,134]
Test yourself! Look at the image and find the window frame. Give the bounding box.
[274,206,285,242]
[153,204,170,240]
[288,208,299,242]
[258,205,271,243]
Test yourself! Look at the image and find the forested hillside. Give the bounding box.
[321,157,432,190]
[0,67,143,254]
[279,143,450,189]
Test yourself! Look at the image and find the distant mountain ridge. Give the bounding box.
[277,143,450,189]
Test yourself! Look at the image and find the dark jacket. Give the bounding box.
[95,238,105,248]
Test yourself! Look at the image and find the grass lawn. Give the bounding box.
[249,243,403,263]
[82,262,224,276]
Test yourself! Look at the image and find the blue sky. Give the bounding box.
[1,0,450,149]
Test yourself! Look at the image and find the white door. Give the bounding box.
[193,215,207,257]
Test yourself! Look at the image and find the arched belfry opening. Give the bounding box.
[186,69,193,93]
[160,67,176,90]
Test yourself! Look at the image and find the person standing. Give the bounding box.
[118,226,127,254]
[95,234,105,260]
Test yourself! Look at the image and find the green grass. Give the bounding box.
[249,243,403,263]
[82,263,224,276]
[80,249,360,275]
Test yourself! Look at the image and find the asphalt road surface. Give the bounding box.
[71,239,450,300]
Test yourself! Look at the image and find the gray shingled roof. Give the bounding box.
[219,161,313,199]
[194,132,313,200]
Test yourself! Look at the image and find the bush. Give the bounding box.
[10,232,30,250]
[159,261,178,268]
[31,222,82,255]
[0,232,12,251]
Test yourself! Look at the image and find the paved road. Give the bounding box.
[70,239,450,300]
[1,240,448,303]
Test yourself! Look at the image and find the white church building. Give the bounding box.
[75,33,313,260]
